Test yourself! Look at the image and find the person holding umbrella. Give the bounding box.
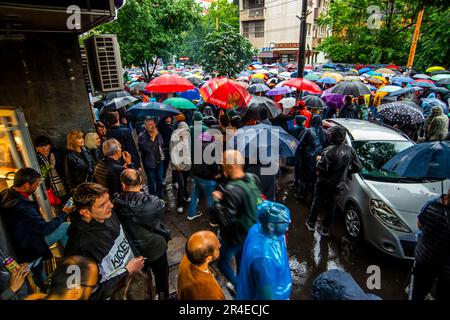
[424,106,449,141]
[410,188,450,300]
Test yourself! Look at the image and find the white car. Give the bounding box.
[323,118,450,259]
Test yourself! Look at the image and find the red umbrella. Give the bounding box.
[145,74,194,93]
[199,77,252,109]
[414,79,434,84]
[386,64,400,70]
[282,77,322,94]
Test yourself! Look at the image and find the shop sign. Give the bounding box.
[274,43,299,49]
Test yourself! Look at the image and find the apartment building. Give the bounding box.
[239,0,329,64]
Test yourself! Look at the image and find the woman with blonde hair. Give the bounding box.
[84,132,102,164]
[64,130,95,191]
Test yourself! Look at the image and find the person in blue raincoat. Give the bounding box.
[236,201,292,300]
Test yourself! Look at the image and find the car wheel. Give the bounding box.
[345,204,363,240]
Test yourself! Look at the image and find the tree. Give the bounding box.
[173,0,240,64]
[201,23,257,77]
[96,0,201,79]
[316,0,449,70]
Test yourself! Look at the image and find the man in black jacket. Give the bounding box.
[211,150,263,289]
[411,189,450,300]
[0,168,72,264]
[113,169,171,299]
[94,138,137,197]
[64,182,145,300]
[306,125,362,236]
[106,112,141,169]
[138,117,165,199]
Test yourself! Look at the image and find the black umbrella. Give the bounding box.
[102,96,139,113]
[430,70,450,76]
[248,83,270,94]
[330,82,371,96]
[239,96,282,121]
[303,95,327,109]
[378,101,424,125]
[250,77,265,84]
[104,90,131,101]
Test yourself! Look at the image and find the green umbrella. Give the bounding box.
[304,73,320,81]
[431,74,450,82]
[162,97,197,110]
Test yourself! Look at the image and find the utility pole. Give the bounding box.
[407,6,425,70]
[297,0,308,78]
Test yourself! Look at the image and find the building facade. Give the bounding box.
[239,0,329,64]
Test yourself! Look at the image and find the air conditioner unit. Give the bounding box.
[83,34,124,93]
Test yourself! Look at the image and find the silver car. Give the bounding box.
[323,119,450,260]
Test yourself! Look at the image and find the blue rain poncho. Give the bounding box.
[236,223,292,300]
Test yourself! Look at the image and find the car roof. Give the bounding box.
[324,118,411,141]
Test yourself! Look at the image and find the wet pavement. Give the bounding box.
[161,166,413,300]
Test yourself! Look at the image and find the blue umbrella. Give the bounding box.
[391,77,414,85]
[317,77,337,84]
[414,82,437,89]
[230,123,299,158]
[358,67,371,74]
[127,102,180,120]
[178,88,201,101]
[387,86,421,97]
[322,63,337,69]
[382,141,450,182]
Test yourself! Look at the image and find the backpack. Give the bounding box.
[228,174,266,231]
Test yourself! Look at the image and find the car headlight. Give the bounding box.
[370,199,411,233]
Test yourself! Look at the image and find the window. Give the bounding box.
[254,20,264,38]
[242,22,250,38]
[307,23,311,36]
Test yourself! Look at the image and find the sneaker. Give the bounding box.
[187,211,203,221]
[319,227,330,237]
[183,196,191,202]
[225,282,236,297]
[209,221,219,227]
[305,221,316,232]
[177,207,183,214]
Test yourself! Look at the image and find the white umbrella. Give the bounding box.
[279,72,292,80]
[279,97,296,108]
[253,64,263,70]
[268,68,279,75]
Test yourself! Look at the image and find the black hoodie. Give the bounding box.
[64,212,134,300]
[113,191,167,262]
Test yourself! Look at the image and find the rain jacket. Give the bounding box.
[415,198,450,278]
[113,190,168,262]
[425,107,449,141]
[213,173,263,246]
[0,188,68,263]
[64,212,134,300]
[236,223,291,300]
[170,122,192,172]
[316,141,362,190]
[138,130,164,169]
[312,269,381,300]
[338,103,358,119]
[296,128,321,183]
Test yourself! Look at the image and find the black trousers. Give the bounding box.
[172,170,190,207]
[307,181,341,230]
[145,252,170,299]
[411,261,450,300]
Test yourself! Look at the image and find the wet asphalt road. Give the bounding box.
[162,166,413,300]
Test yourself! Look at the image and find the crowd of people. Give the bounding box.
[0,62,449,301]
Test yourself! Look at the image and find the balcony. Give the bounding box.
[240,8,264,22]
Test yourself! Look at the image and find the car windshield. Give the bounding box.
[351,140,435,183]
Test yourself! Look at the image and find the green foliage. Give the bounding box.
[414,7,450,71]
[317,0,448,70]
[173,0,240,64]
[201,23,257,77]
[95,0,201,78]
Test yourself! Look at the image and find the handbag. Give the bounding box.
[46,188,61,206]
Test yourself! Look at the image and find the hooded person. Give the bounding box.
[170,122,192,213]
[338,96,358,119]
[236,201,292,300]
[157,116,176,182]
[425,106,449,141]
[290,115,308,190]
[306,125,362,236]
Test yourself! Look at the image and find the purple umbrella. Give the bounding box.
[265,86,293,96]
[321,88,345,109]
